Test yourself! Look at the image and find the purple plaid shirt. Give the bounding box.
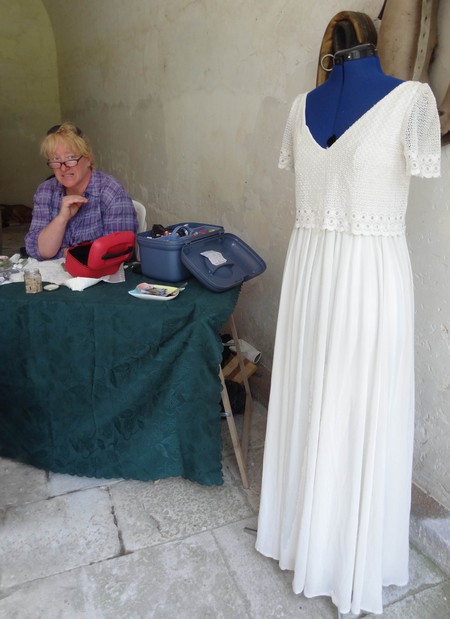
[25,170,138,259]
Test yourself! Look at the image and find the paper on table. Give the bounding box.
[34,258,71,284]
[63,263,126,291]
[64,265,126,291]
[3,257,126,291]
[64,277,101,291]
[200,250,227,266]
[1,257,69,285]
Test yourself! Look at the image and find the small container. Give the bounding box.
[24,267,42,294]
[137,223,224,282]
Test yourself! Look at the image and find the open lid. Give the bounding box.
[181,232,266,291]
[84,231,135,270]
[65,231,135,277]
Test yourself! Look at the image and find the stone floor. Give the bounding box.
[1,402,449,619]
[1,223,450,617]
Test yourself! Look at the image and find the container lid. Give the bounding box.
[181,232,266,291]
[65,231,135,278]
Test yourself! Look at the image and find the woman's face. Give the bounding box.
[49,138,93,195]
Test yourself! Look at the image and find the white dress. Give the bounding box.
[255,81,441,616]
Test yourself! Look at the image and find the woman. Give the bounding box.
[25,122,137,260]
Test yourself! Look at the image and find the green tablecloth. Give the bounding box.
[0,271,240,485]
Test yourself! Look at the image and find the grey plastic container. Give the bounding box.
[181,232,266,291]
[137,223,224,282]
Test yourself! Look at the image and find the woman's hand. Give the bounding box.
[58,195,88,223]
[37,195,88,259]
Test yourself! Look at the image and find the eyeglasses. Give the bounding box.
[47,155,84,170]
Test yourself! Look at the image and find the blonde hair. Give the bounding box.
[41,122,95,168]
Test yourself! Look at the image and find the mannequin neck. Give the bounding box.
[334,43,377,65]
[326,53,385,87]
[306,49,403,148]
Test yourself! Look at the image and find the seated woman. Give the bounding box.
[25,122,137,260]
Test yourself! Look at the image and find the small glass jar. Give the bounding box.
[24,267,43,294]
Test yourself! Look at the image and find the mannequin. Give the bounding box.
[256,36,441,616]
[306,43,403,148]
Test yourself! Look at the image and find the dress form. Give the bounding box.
[257,43,441,615]
[306,44,403,148]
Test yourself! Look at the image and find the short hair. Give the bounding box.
[46,123,83,137]
[41,122,95,168]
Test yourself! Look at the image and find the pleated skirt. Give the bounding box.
[255,227,415,615]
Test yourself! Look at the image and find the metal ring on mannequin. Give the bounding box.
[320,53,335,72]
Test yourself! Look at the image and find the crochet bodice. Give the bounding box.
[279,81,441,236]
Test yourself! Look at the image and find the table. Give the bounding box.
[0,271,240,485]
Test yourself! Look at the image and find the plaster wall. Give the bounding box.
[41,0,376,373]
[0,0,60,205]
[19,0,450,509]
[409,0,450,509]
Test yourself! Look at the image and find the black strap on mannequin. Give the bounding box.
[334,43,377,65]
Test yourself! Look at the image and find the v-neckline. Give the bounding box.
[303,81,412,152]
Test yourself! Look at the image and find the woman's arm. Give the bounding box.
[37,194,87,259]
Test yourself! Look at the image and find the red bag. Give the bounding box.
[65,231,135,278]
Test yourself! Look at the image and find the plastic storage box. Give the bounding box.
[137,223,224,282]
[137,222,266,290]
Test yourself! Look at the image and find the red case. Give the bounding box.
[65,231,135,278]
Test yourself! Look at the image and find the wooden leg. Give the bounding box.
[220,366,249,489]
[227,314,254,466]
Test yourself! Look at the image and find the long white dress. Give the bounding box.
[255,81,441,616]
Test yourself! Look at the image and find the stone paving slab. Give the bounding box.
[0,487,120,589]
[409,483,450,579]
[213,517,337,618]
[110,474,255,552]
[365,580,450,619]
[0,531,250,619]
[0,459,48,509]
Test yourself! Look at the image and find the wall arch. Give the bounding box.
[0,0,60,205]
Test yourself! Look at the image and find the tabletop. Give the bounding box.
[0,270,240,485]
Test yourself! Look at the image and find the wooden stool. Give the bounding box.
[220,314,254,489]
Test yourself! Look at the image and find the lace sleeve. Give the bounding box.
[278,94,303,172]
[404,83,441,178]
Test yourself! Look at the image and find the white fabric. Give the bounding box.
[256,81,441,616]
[4,257,125,290]
[278,82,440,236]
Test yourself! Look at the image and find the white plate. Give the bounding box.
[128,284,179,301]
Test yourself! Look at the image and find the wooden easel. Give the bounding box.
[219,314,254,489]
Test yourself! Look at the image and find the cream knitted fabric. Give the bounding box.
[257,79,441,616]
[279,81,441,236]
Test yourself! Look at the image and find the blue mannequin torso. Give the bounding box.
[306,51,403,148]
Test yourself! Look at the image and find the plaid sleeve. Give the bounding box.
[24,181,59,259]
